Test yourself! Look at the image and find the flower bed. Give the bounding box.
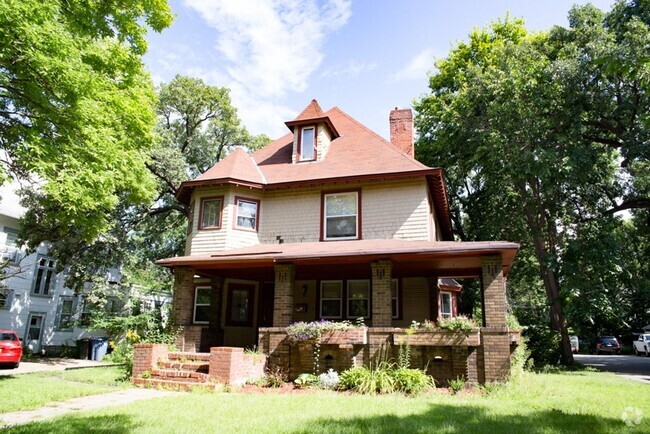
[392,329,480,346]
[286,320,367,345]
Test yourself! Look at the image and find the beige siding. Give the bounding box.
[188,178,436,255]
[362,179,431,241]
[393,277,430,327]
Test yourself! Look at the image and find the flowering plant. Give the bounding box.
[286,319,365,343]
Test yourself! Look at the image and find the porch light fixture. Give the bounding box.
[433,356,444,362]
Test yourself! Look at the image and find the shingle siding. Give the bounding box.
[188,178,435,255]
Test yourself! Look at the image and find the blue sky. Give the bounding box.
[144,0,615,141]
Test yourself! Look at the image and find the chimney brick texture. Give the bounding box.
[389,108,414,158]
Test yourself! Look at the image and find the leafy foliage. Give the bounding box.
[318,369,340,390]
[415,1,650,365]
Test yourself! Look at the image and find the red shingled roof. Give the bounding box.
[175,100,454,240]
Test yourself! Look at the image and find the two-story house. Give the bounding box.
[0,184,171,356]
[155,100,519,385]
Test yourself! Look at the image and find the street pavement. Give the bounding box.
[0,357,112,376]
[575,354,650,383]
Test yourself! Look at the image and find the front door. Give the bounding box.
[258,282,275,327]
[25,313,45,353]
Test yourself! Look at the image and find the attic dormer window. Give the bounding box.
[298,126,316,161]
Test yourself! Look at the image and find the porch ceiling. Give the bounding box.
[158,239,519,278]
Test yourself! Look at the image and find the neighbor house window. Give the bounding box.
[234,197,259,231]
[32,257,56,296]
[440,291,453,319]
[320,281,343,318]
[391,279,399,319]
[0,288,13,309]
[106,297,124,316]
[323,191,359,240]
[79,297,94,325]
[199,197,223,230]
[347,280,370,319]
[56,296,76,330]
[193,286,211,324]
[299,126,316,161]
[226,283,254,326]
[2,227,18,247]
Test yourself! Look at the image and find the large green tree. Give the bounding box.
[0,0,173,242]
[415,2,649,365]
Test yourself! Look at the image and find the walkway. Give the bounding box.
[0,388,182,428]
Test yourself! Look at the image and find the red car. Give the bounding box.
[0,330,22,368]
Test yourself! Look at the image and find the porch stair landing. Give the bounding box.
[133,351,216,391]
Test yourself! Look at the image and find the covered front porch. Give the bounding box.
[159,239,519,384]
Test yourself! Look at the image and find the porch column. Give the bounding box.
[371,260,392,327]
[207,276,225,348]
[480,255,510,382]
[171,267,195,327]
[273,263,295,327]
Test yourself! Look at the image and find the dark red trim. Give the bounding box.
[198,196,224,230]
[225,282,256,327]
[285,116,339,139]
[320,189,361,241]
[233,196,260,232]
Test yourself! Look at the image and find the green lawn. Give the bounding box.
[5,370,649,433]
[0,366,129,413]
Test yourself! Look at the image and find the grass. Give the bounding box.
[0,366,129,413]
[5,370,649,433]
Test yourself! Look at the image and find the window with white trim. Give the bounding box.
[199,197,223,230]
[391,279,399,319]
[440,291,453,319]
[235,198,259,231]
[300,127,315,161]
[347,280,370,319]
[32,257,56,296]
[193,286,211,324]
[320,281,343,318]
[56,296,76,330]
[2,227,18,247]
[323,192,359,240]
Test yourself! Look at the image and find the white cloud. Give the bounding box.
[391,48,436,82]
[183,0,352,136]
[321,60,377,79]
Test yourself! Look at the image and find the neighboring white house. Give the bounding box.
[0,183,171,355]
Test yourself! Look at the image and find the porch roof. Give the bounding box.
[157,239,519,277]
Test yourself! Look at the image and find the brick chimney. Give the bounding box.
[389,108,414,158]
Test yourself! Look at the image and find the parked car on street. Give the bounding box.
[0,330,22,368]
[591,336,621,355]
[633,334,650,356]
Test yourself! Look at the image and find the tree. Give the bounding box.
[0,0,173,243]
[415,2,649,365]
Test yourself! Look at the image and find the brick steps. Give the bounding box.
[168,351,211,361]
[151,369,210,382]
[132,377,217,392]
[160,361,209,372]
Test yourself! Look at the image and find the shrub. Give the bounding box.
[339,366,367,390]
[448,376,466,394]
[318,369,340,389]
[393,368,433,395]
[294,373,319,388]
[339,363,396,395]
[437,315,477,334]
[259,367,286,388]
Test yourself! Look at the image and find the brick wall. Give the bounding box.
[132,344,168,378]
[209,346,266,386]
[389,108,414,158]
[371,261,392,327]
[273,264,295,327]
[171,268,195,327]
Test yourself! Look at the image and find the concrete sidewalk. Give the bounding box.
[0,358,115,376]
[0,388,182,428]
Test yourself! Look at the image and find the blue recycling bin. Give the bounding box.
[90,338,109,361]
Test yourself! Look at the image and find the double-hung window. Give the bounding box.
[323,191,359,240]
[320,281,343,319]
[199,197,223,230]
[440,291,453,319]
[2,227,18,247]
[0,288,13,309]
[33,257,56,296]
[347,280,370,319]
[56,296,76,330]
[235,197,259,231]
[193,286,211,324]
[299,127,316,161]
